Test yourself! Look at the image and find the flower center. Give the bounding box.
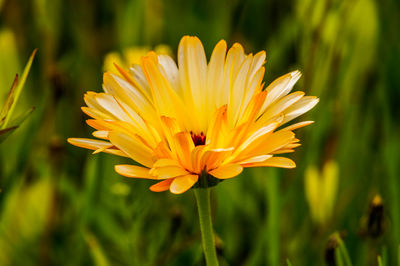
[190,132,206,146]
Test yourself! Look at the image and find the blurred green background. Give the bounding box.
[1,0,399,265]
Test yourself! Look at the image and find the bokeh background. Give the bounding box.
[1,0,399,265]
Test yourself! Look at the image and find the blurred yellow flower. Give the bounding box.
[110,182,131,196]
[103,44,172,73]
[305,160,339,225]
[69,36,318,194]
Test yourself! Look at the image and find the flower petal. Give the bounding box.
[108,131,154,167]
[240,130,295,160]
[232,122,278,157]
[228,55,253,126]
[150,165,189,179]
[217,43,245,108]
[191,145,206,173]
[260,91,305,121]
[169,175,198,194]
[201,148,234,171]
[242,157,296,168]
[67,138,127,157]
[141,54,194,131]
[207,40,227,112]
[115,164,156,179]
[171,132,195,170]
[209,164,243,179]
[150,179,174,192]
[92,130,108,139]
[158,54,180,93]
[205,105,228,148]
[178,36,208,131]
[260,70,301,113]
[280,121,314,131]
[239,155,272,164]
[282,96,319,124]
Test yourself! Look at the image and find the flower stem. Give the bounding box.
[194,188,219,266]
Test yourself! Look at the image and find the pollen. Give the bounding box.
[191,131,206,146]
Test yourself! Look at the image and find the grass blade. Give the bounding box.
[1,49,37,130]
[335,233,352,266]
[0,126,18,143]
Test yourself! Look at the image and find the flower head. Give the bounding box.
[68,36,318,194]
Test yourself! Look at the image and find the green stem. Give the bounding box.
[266,170,279,266]
[194,188,219,266]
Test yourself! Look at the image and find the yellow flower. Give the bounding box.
[103,44,172,73]
[68,36,318,194]
[305,160,339,225]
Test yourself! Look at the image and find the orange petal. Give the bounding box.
[67,138,127,157]
[169,175,198,194]
[206,105,228,148]
[153,158,181,168]
[92,130,108,139]
[191,145,206,173]
[238,90,267,126]
[92,143,113,154]
[103,72,154,120]
[81,106,113,120]
[153,141,174,159]
[108,64,151,105]
[178,36,208,131]
[239,155,272,164]
[172,132,195,170]
[142,55,193,130]
[280,121,314,131]
[108,131,154,167]
[232,122,278,157]
[284,143,302,149]
[261,70,301,113]
[200,148,234,171]
[242,157,296,168]
[270,149,295,154]
[115,164,156,179]
[86,119,110,130]
[245,130,295,158]
[94,93,132,122]
[228,55,253,126]
[160,116,181,151]
[215,42,245,110]
[209,164,243,179]
[238,66,265,122]
[150,166,189,179]
[150,179,174,192]
[207,40,227,112]
[261,91,305,120]
[282,96,319,124]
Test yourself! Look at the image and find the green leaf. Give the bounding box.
[83,231,110,266]
[378,255,385,266]
[1,49,37,130]
[0,126,18,143]
[398,245,400,266]
[0,107,34,143]
[7,107,35,128]
[334,233,352,266]
[0,74,18,126]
